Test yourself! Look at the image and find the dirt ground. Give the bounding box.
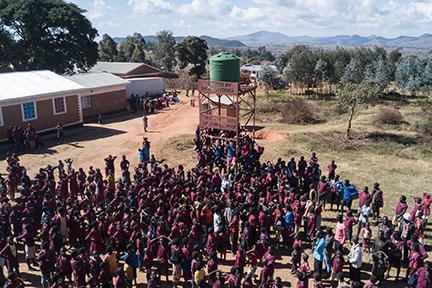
[0,93,414,287]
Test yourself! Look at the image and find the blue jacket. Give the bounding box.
[313,237,326,261]
[342,183,358,201]
[284,211,294,229]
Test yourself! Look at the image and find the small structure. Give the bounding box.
[126,77,165,99]
[0,70,86,141]
[241,64,277,80]
[90,62,161,78]
[199,53,257,143]
[66,72,128,120]
[91,61,177,99]
[207,95,237,118]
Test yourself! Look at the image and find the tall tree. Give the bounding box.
[131,46,146,63]
[0,27,15,72]
[336,81,380,139]
[395,56,422,95]
[388,49,402,81]
[341,59,364,84]
[98,34,118,62]
[0,0,98,73]
[155,30,177,71]
[259,65,279,96]
[175,36,208,79]
[118,33,146,63]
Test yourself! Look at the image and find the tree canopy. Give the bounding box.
[118,33,146,63]
[155,30,177,71]
[98,34,118,62]
[175,36,208,79]
[337,81,380,139]
[0,0,98,73]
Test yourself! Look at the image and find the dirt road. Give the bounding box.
[0,95,199,174]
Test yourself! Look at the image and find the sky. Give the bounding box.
[69,0,432,38]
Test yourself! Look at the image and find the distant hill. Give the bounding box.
[227,31,432,49]
[113,35,246,49]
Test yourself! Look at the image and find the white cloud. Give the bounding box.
[123,0,432,37]
[87,0,111,20]
[128,0,175,14]
[178,0,233,19]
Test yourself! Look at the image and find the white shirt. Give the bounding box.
[348,243,362,268]
[213,213,222,233]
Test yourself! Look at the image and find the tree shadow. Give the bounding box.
[0,126,126,160]
[365,132,419,145]
[244,125,265,132]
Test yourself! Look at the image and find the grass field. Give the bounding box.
[163,90,432,220]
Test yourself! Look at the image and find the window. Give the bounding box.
[81,96,92,109]
[22,102,37,121]
[0,107,3,127]
[53,97,67,115]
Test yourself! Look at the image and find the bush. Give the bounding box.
[280,97,321,124]
[415,117,432,136]
[257,101,281,114]
[375,107,404,126]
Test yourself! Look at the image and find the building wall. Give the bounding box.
[0,95,81,140]
[82,89,127,119]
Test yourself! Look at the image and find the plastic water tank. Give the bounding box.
[209,53,240,83]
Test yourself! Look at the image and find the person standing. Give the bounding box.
[348,237,362,283]
[313,230,326,275]
[371,183,384,220]
[143,116,148,133]
[56,122,64,144]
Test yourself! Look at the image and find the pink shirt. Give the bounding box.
[335,222,346,244]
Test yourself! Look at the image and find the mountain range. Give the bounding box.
[227,31,432,49]
[113,35,246,49]
[113,31,432,50]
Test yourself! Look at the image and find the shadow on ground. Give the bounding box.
[0,126,126,161]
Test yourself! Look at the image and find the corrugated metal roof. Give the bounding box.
[241,65,277,72]
[90,62,157,75]
[65,72,128,89]
[0,70,85,102]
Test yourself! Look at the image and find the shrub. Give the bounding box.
[257,101,281,114]
[375,107,404,126]
[415,117,432,136]
[280,97,321,124]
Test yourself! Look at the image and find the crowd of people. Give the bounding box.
[128,91,180,114]
[0,127,430,288]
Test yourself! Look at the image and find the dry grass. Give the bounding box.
[253,95,432,223]
[159,134,196,169]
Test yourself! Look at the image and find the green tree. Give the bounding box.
[131,46,146,63]
[336,81,380,139]
[0,27,15,72]
[155,30,177,71]
[118,33,146,62]
[288,45,316,87]
[258,65,278,96]
[388,49,402,81]
[98,34,118,62]
[395,56,423,95]
[0,0,98,73]
[341,59,364,84]
[175,36,208,79]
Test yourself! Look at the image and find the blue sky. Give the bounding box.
[69,0,432,38]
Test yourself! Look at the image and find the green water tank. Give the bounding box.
[209,53,240,83]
